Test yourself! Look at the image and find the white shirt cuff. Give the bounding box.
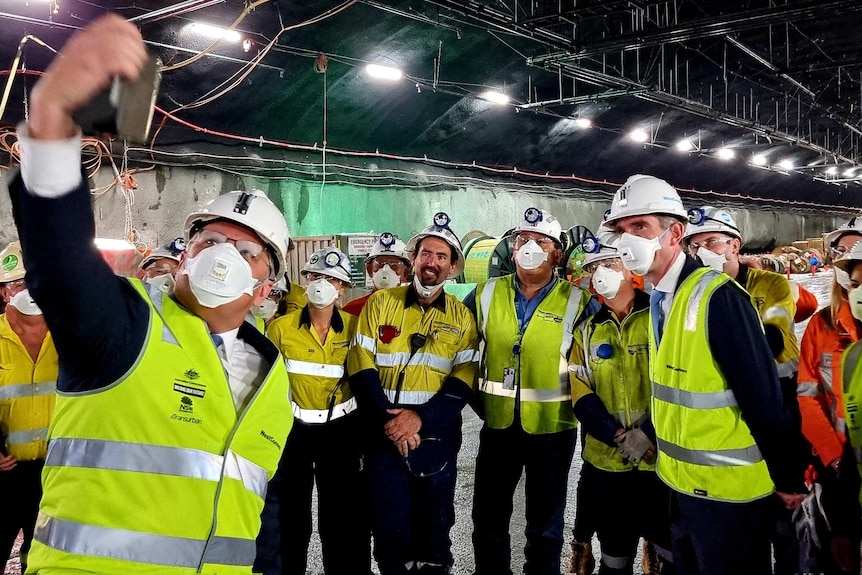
[18,122,83,198]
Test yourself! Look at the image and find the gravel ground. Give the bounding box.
[3,271,832,575]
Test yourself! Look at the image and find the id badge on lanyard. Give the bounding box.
[503,339,522,390]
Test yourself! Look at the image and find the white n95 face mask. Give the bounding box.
[835,267,853,291]
[306,279,339,309]
[9,289,42,315]
[372,265,400,290]
[182,243,259,309]
[412,274,445,299]
[697,247,728,272]
[850,286,862,322]
[591,266,625,300]
[617,230,667,276]
[515,240,549,270]
[145,273,175,295]
[251,298,278,320]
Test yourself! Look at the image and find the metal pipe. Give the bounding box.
[127,0,225,23]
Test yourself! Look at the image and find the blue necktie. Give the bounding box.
[650,290,666,345]
[210,333,224,349]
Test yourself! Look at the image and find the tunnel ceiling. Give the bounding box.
[3,0,862,211]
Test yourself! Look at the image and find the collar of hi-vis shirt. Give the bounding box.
[299,305,345,333]
[653,251,686,319]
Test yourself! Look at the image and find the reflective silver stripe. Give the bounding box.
[609,410,647,427]
[835,417,847,433]
[652,382,738,409]
[763,305,792,322]
[453,349,477,366]
[577,322,595,386]
[776,358,799,379]
[478,378,516,399]
[479,379,570,402]
[820,353,834,393]
[376,352,453,372]
[601,553,630,570]
[7,427,49,445]
[382,388,435,405]
[0,380,57,399]
[146,285,180,347]
[559,287,585,357]
[684,270,719,332]
[479,277,500,334]
[521,387,571,402]
[285,359,344,379]
[34,514,254,567]
[855,446,862,463]
[376,351,411,367]
[292,397,357,423]
[224,450,269,498]
[658,439,763,466]
[202,534,256,566]
[821,366,834,393]
[353,333,376,354]
[796,382,820,397]
[46,438,268,498]
[568,363,590,383]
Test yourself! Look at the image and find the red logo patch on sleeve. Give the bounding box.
[378,325,400,344]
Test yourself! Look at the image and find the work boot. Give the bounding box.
[567,540,595,574]
[641,540,665,575]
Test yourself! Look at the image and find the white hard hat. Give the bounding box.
[139,247,181,271]
[683,206,742,241]
[184,190,291,281]
[833,239,862,272]
[272,277,288,292]
[602,174,687,227]
[514,207,563,245]
[302,248,353,285]
[405,212,465,279]
[582,230,620,266]
[824,216,862,248]
[366,232,410,265]
[0,241,25,283]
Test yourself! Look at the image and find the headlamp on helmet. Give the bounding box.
[303,248,353,284]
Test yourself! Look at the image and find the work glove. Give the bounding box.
[614,428,654,463]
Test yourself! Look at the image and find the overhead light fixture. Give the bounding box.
[574,117,592,129]
[778,159,794,170]
[366,64,403,81]
[628,129,649,143]
[186,22,241,43]
[826,166,838,175]
[717,148,735,160]
[479,90,510,105]
[844,167,857,177]
[752,154,767,166]
[675,139,695,152]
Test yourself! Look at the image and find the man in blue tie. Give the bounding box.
[602,175,808,575]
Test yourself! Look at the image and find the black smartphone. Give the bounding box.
[73,53,162,144]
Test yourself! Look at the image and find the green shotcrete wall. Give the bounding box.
[252,177,610,242]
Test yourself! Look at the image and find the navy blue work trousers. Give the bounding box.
[471,422,577,575]
[669,491,772,575]
[255,412,371,575]
[367,423,461,575]
[578,461,673,574]
[0,459,43,571]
